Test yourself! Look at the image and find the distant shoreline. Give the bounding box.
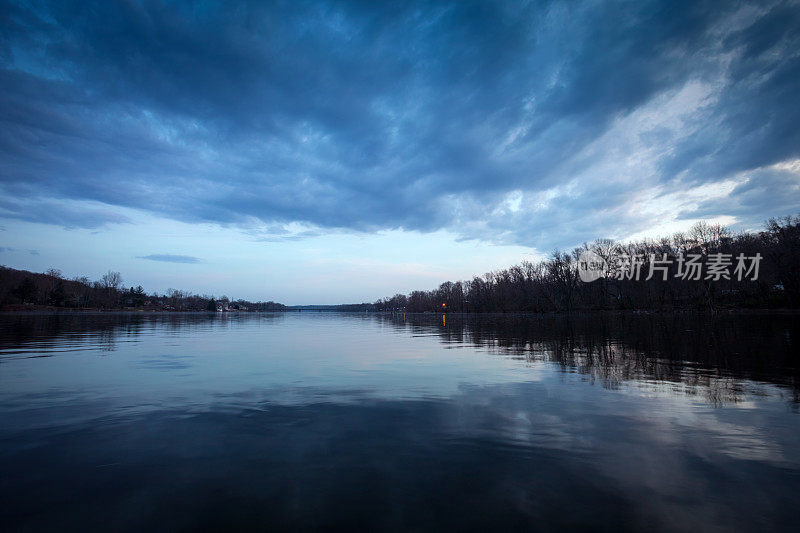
[3,306,799,316]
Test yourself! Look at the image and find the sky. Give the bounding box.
[1,0,799,304]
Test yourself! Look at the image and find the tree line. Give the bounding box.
[372,214,800,313]
[0,267,285,311]
[2,212,798,313]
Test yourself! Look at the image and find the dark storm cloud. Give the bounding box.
[687,164,800,223]
[137,254,201,264]
[0,0,798,248]
[0,195,132,228]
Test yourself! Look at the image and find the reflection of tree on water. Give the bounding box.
[379,312,800,407]
[0,313,136,356]
[1,311,796,407]
[0,312,288,359]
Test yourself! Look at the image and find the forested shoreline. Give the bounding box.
[2,213,798,313]
[0,267,285,312]
[371,214,800,313]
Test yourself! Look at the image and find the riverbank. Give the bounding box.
[3,305,799,316]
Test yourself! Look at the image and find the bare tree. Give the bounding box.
[100,271,123,290]
[689,222,729,253]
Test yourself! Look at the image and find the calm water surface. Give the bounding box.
[1,312,798,531]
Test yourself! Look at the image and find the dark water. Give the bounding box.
[1,312,798,531]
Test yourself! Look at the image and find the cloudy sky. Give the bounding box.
[1,0,799,303]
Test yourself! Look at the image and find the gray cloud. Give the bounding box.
[1,0,798,249]
[137,254,201,264]
[0,196,131,229]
